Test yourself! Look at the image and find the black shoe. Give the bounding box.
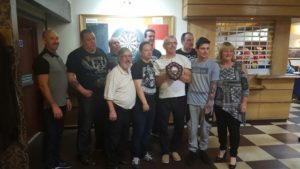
[215,150,227,162]
[185,151,198,167]
[228,164,236,169]
[119,160,130,165]
[54,160,72,169]
[79,157,96,166]
[109,166,120,169]
[198,150,212,165]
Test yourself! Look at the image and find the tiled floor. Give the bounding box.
[29,103,300,169]
[212,103,300,169]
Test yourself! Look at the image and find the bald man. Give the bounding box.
[107,37,121,69]
[34,30,72,169]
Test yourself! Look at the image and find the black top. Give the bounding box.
[131,59,156,95]
[176,48,197,61]
[66,47,109,91]
[34,49,58,75]
[106,52,118,70]
[134,48,162,63]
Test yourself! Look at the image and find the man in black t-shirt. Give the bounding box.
[66,29,109,166]
[176,32,196,125]
[176,32,197,61]
[131,42,156,169]
[134,29,162,62]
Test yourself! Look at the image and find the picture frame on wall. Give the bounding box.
[79,14,175,60]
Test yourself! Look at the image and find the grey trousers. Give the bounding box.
[187,104,212,152]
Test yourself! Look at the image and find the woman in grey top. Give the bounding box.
[214,42,249,169]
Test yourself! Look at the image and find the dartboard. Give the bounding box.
[112,28,144,59]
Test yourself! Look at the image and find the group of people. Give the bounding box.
[34,28,249,169]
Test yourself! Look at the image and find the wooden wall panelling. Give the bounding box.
[248,90,261,102]
[185,0,300,6]
[260,79,295,89]
[271,19,291,75]
[246,103,260,120]
[183,0,300,18]
[259,90,293,102]
[258,103,290,119]
[188,19,216,58]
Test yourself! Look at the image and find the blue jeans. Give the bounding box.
[77,91,107,158]
[132,94,155,157]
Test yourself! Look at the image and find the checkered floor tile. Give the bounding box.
[211,102,300,169]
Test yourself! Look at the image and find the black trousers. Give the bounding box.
[132,94,155,157]
[105,104,131,168]
[151,88,160,134]
[43,106,66,168]
[214,105,241,157]
[159,96,186,154]
[77,91,108,158]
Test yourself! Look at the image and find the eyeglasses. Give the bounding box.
[166,42,178,46]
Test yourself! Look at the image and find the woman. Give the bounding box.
[214,42,249,169]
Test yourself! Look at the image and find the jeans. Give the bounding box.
[158,96,186,154]
[187,104,212,152]
[44,106,66,168]
[132,94,155,157]
[77,91,108,158]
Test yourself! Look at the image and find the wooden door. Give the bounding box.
[18,16,42,139]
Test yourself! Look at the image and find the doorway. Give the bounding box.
[18,16,42,139]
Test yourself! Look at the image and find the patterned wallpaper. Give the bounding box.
[0,0,12,29]
[0,1,29,168]
[0,0,13,44]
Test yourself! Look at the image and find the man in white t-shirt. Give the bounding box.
[153,35,191,164]
[104,47,136,169]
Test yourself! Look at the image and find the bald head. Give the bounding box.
[42,29,59,53]
[109,37,120,55]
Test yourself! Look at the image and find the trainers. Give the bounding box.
[161,154,169,164]
[131,157,140,169]
[144,152,155,163]
[185,151,198,167]
[171,152,181,161]
[198,150,212,165]
[54,160,72,169]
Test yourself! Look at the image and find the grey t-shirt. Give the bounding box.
[187,58,219,106]
[34,49,68,108]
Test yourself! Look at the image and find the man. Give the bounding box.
[143,29,162,136]
[176,32,197,61]
[104,47,136,169]
[34,30,72,169]
[153,35,191,164]
[107,37,121,69]
[66,29,109,166]
[131,42,156,169]
[186,37,220,166]
[134,29,161,62]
